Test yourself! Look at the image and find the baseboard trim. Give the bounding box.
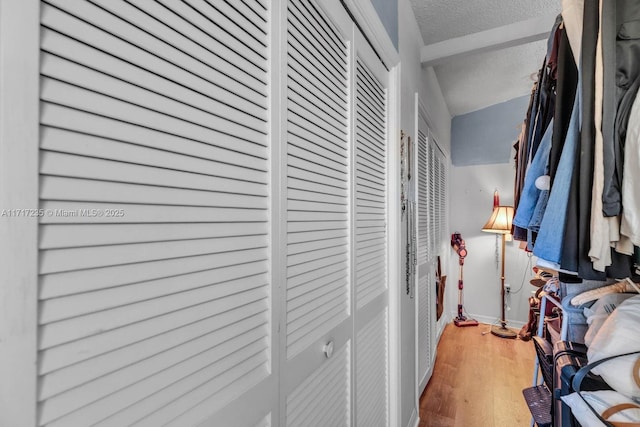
[461,313,526,330]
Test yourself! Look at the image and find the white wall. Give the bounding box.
[397,0,453,425]
[419,66,451,152]
[397,0,422,424]
[448,161,533,329]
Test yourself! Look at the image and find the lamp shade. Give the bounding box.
[482,206,514,234]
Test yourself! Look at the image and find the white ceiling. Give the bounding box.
[408,0,562,116]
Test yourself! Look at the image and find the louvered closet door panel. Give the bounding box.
[438,150,447,254]
[417,129,429,264]
[355,57,387,309]
[428,144,436,257]
[285,0,350,360]
[353,29,389,427]
[37,1,273,426]
[416,123,431,388]
[356,309,388,427]
[286,342,351,427]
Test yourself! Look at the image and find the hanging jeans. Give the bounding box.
[533,77,582,268]
[513,120,554,230]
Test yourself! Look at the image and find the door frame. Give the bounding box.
[0,2,41,426]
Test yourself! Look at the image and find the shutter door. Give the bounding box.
[354,57,387,309]
[285,0,350,358]
[354,30,389,427]
[416,124,431,389]
[428,143,436,257]
[284,1,352,426]
[37,1,274,426]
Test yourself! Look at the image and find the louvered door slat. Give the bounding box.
[41,126,267,180]
[39,304,266,399]
[181,0,267,51]
[39,223,267,249]
[288,188,347,205]
[288,1,346,69]
[39,146,264,188]
[288,90,345,134]
[234,0,268,27]
[287,228,348,244]
[39,245,266,298]
[40,260,268,323]
[356,309,387,427]
[354,57,386,310]
[292,0,345,59]
[100,0,267,84]
[41,29,266,124]
[288,154,348,184]
[286,342,350,427]
[287,277,347,312]
[39,289,268,374]
[288,77,347,126]
[40,151,267,196]
[417,121,435,392]
[95,0,268,79]
[39,108,267,171]
[287,61,347,121]
[417,129,429,263]
[286,262,348,293]
[288,132,348,167]
[355,94,385,136]
[285,0,349,363]
[41,77,267,148]
[41,177,266,209]
[37,1,272,426]
[286,300,346,351]
[39,323,268,425]
[288,110,348,153]
[42,2,267,101]
[287,13,346,95]
[287,121,347,159]
[357,152,385,176]
[40,234,266,274]
[40,274,267,349]
[40,55,266,138]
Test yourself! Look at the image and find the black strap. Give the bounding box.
[572,351,640,426]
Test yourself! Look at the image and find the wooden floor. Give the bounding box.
[419,323,536,427]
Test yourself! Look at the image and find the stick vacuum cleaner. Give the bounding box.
[451,232,478,327]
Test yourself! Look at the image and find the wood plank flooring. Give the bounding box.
[419,323,536,427]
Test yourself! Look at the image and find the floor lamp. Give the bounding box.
[482,205,517,339]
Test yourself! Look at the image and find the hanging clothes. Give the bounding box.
[620,92,640,245]
[601,0,640,217]
[513,17,562,243]
[512,0,640,281]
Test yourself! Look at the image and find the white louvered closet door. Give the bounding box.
[283,1,353,426]
[417,112,447,394]
[353,30,389,427]
[38,1,275,426]
[283,1,390,426]
[416,118,433,393]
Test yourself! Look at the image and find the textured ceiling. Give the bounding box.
[409,0,561,116]
[409,0,561,45]
[435,40,547,116]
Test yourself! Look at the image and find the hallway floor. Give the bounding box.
[419,322,536,427]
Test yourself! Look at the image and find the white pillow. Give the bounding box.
[584,293,636,347]
[562,390,640,427]
[587,294,640,399]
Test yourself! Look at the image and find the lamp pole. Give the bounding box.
[491,232,516,338]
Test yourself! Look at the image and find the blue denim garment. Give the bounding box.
[533,77,582,265]
[513,120,553,229]
[528,189,549,232]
